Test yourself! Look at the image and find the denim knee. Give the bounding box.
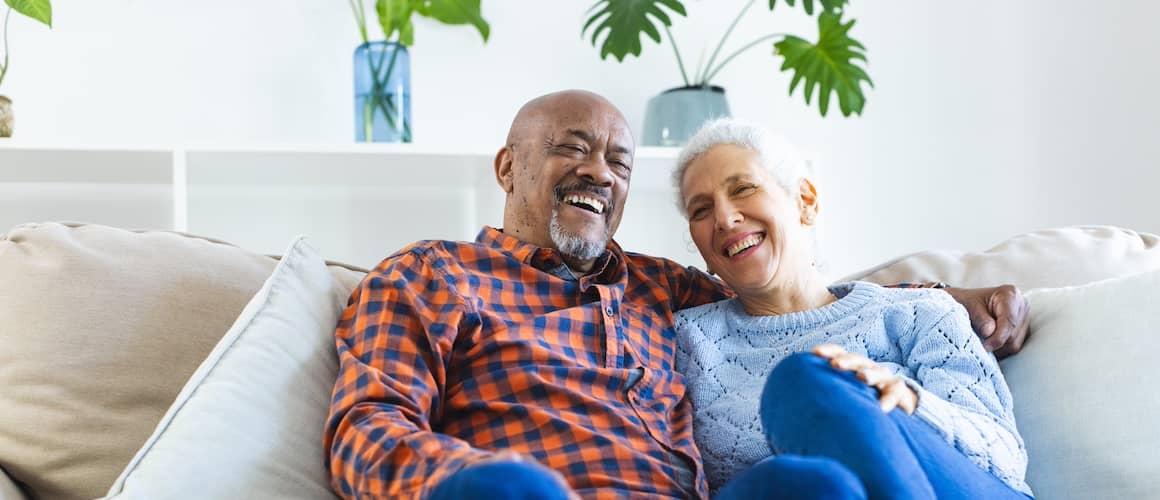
[428,460,573,500]
[761,352,839,408]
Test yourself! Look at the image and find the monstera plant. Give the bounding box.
[0,0,52,138]
[583,0,870,144]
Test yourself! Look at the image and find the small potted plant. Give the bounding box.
[349,0,489,143]
[583,0,871,146]
[0,0,52,138]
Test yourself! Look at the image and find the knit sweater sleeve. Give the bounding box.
[885,296,1029,491]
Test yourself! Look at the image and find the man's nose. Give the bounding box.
[575,159,615,186]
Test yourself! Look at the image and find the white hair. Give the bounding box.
[673,118,814,214]
[672,118,826,272]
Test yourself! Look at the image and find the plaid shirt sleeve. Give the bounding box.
[666,261,732,311]
[323,247,492,499]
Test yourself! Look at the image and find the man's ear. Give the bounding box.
[494,146,515,193]
[798,177,819,225]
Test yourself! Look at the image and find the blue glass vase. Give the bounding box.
[354,41,412,143]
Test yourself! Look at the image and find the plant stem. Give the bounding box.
[0,8,11,89]
[363,96,375,142]
[663,25,689,87]
[699,0,756,85]
[703,32,787,83]
[348,0,369,43]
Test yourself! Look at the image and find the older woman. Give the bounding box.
[673,119,1032,499]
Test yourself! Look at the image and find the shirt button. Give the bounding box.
[605,306,614,317]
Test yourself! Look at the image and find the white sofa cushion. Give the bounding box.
[105,237,348,499]
[843,226,1160,289]
[999,269,1160,499]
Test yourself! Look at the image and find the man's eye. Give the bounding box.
[689,207,708,220]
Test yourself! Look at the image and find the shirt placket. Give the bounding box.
[594,284,620,368]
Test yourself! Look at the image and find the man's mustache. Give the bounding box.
[553,181,614,214]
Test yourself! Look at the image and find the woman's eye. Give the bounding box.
[733,185,755,195]
[689,207,708,220]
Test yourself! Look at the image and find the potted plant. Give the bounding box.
[349,0,489,143]
[583,0,871,145]
[0,0,52,138]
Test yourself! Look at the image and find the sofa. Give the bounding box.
[1,222,1158,499]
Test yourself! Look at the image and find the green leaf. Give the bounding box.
[424,0,490,43]
[773,11,871,117]
[582,0,686,62]
[376,0,416,46]
[4,0,52,27]
[767,0,846,16]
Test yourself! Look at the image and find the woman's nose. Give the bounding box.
[715,204,742,231]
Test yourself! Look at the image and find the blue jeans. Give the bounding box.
[715,352,1031,500]
[429,460,573,500]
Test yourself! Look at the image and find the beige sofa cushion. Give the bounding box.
[843,226,1160,289]
[0,223,365,500]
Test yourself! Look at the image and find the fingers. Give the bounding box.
[878,380,918,415]
[812,345,918,415]
[947,287,998,343]
[812,343,846,359]
[991,285,1031,358]
[983,285,1020,352]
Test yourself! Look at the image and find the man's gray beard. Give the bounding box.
[549,206,608,261]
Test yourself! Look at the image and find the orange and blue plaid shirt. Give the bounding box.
[324,226,730,499]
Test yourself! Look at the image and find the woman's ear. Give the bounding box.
[494,146,515,193]
[798,177,819,225]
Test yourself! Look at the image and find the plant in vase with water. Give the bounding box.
[0,0,52,138]
[582,0,870,145]
[348,0,489,143]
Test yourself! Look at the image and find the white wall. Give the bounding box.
[3,0,1158,276]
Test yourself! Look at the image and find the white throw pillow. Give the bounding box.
[999,269,1160,499]
[104,237,348,499]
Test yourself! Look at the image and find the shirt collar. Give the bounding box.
[476,226,625,282]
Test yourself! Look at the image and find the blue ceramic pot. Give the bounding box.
[642,85,731,146]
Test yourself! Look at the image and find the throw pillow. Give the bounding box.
[998,269,1160,498]
[105,236,348,499]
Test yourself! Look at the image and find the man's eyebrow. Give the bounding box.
[609,144,632,155]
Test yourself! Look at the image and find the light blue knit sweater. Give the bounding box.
[674,281,1031,496]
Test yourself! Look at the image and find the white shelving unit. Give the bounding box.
[0,144,701,269]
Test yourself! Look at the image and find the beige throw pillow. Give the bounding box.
[844,226,1160,289]
[0,223,364,500]
[105,237,347,499]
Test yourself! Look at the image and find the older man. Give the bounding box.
[322,90,1029,499]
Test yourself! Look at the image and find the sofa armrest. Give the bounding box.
[0,469,27,500]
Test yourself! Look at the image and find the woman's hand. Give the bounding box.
[812,344,918,415]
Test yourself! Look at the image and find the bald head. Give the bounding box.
[493,90,636,274]
[505,90,630,147]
